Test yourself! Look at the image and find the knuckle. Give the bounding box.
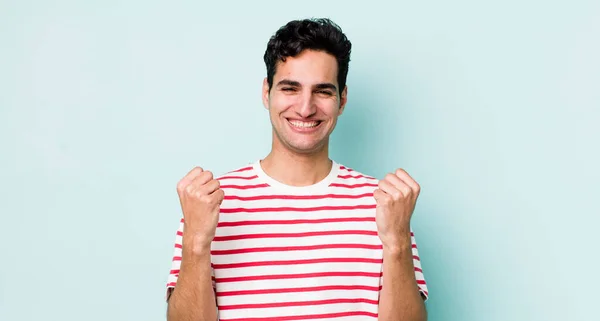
[381,194,392,204]
[185,185,195,195]
[215,190,225,203]
[199,194,211,204]
[191,190,201,199]
[208,194,220,205]
[187,167,202,178]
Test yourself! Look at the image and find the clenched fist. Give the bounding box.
[176,167,224,251]
[373,168,421,251]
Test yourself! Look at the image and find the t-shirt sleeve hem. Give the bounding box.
[419,287,429,302]
[166,282,177,302]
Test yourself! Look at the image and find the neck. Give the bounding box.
[261,140,333,187]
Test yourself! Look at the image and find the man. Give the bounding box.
[165,18,429,321]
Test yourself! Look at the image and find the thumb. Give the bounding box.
[373,188,385,203]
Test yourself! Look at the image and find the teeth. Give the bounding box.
[289,120,319,128]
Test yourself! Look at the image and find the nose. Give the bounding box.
[297,91,317,118]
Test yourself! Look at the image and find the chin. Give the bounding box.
[286,140,327,154]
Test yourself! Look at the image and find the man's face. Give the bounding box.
[262,49,347,155]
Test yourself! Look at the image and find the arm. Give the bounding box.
[377,232,427,321]
[167,243,217,321]
[167,167,224,321]
[374,169,428,321]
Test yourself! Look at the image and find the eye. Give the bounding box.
[281,87,297,92]
[316,90,333,96]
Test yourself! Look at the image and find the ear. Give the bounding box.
[262,77,270,110]
[338,85,348,116]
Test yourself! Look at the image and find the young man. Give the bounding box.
[166,18,429,321]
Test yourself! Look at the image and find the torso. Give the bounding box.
[211,160,383,321]
[167,160,427,320]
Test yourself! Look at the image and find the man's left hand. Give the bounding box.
[373,168,421,251]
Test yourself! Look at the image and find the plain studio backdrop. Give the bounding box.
[1,0,598,320]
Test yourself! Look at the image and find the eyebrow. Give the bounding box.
[276,79,338,91]
[276,79,301,87]
[315,83,337,91]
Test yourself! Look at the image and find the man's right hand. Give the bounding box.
[176,167,224,252]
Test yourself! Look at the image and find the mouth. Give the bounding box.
[286,119,323,132]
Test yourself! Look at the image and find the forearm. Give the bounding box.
[167,242,217,321]
[378,232,426,321]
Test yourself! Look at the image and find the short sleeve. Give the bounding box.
[165,218,184,301]
[410,230,429,301]
[165,218,217,301]
[380,229,429,302]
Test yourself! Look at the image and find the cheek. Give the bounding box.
[268,96,289,123]
[321,100,341,118]
[270,93,297,110]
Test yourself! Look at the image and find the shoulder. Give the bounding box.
[332,162,380,195]
[215,163,257,179]
[214,161,266,192]
[329,162,379,207]
[335,162,380,185]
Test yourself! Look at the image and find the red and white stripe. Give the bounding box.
[167,161,428,320]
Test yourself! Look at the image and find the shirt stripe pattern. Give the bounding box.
[166,161,428,320]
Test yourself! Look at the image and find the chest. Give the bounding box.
[212,197,382,266]
[210,198,383,317]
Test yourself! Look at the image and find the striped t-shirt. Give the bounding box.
[166,160,428,321]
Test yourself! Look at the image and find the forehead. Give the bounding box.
[274,50,339,86]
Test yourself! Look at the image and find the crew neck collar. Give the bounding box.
[252,159,339,193]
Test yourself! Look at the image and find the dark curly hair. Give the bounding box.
[263,18,352,94]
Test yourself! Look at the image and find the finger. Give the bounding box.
[394,169,420,194]
[373,188,389,203]
[385,173,412,197]
[384,173,409,193]
[177,166,204,191]
[190,171,214,188]
[378,179,403,199]
[197,178,220,195]
[214,189,225,205]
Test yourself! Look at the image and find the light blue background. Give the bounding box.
[1,1,599,320]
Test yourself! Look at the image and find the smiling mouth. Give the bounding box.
[287,119,322,129]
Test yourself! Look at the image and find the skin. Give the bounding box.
[167,168,222,321]
[259,49,347,185]
[167,49,427,321]
[375,170,428,321]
